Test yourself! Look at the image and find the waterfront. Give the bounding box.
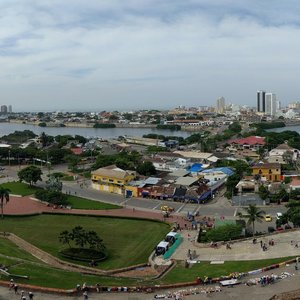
[0,122,191,138]
[267,125,300,133]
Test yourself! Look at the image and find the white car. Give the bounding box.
[276,212,283,220]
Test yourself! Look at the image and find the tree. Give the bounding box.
[258,185,270,200]
[238,204,265,236]
[137,161,156,176]
[46,175,63,192]
[40,132,53,147]
[59,230,72,248]
[225,174,241,199]
[0,186,10,218]
[18,166,43,186]
[72,226,87,248]
[284,177,292,184]
[86,231,104,250]
[59,227,105,250]
[284,201,300,227]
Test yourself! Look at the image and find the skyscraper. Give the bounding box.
[265,93,277,116]
[216,97,225,114]
[0,105,7,113]
[257,90,266,112]
[8,105,12,113]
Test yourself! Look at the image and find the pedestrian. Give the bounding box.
[83,291,88,300]
[21,290,25,298]
[29,291,34,299]
[9,278,14,290]
[260,240,263,248]
[14,284,18,294]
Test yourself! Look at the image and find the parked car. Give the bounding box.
[0,167,5,171]
[265,214,272,222]
[268,226,275,233]
[161,206,174,212]
[276,212,283,220]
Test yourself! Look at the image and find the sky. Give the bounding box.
[1,0,300,112]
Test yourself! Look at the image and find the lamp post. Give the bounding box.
[8,150,11,167]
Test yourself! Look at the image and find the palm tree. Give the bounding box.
[238,204,265,236]
[0,186,10,219]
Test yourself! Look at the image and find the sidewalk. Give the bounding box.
[172,230,300,261]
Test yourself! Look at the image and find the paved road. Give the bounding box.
[1,165,287,224]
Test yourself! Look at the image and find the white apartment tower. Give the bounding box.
[216,97,225,114]
[265,93,277,116]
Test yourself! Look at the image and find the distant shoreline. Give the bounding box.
[4,120,206,132]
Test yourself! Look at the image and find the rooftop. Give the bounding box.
[229,136,265,146]
[91,165,134,180]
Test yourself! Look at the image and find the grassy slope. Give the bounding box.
[159,257,296,284]
[1,215,170,270]
[0,236,295,288]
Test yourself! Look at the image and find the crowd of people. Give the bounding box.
[9,279,34,299]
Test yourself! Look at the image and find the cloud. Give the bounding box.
[0,1,300,110]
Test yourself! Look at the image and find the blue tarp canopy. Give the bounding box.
[189,163,203,173]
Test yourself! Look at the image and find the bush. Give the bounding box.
[59,248,107,262]
[93,123,116,128]
[156,124,181,130]
[199,224,243,242]
[35,190,69,206]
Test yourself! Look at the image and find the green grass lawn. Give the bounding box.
[0,256,137,289]
[158,257,296,284]
[0,182,40,196]
[1,214,170,270]
[0,234,296,289]
[0,237,40,263]
[67,195,121,210]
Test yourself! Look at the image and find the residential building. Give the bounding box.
[91,165,136,194]
[257,90,266,112]
[228,136,265,151]
[265,93,277,116]
[268,143,299,164]
[252,162,281,182]
[216,97,225,114]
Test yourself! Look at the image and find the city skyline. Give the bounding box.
[1,1,300,111]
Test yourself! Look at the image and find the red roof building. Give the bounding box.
[228,136,265,150]
[70,148,83,155]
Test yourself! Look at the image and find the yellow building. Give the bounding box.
[91,165,136,195]
[252,163,281,182]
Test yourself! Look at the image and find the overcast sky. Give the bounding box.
[1,0,300,111]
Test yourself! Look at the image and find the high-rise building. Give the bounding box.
[265,93,277,116]
[216,97,225,114]
[8,105,12,113]
[0,105,7,113]
[257,90,266,112]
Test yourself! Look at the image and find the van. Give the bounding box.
[165,231,178,245]
[155,241,169,255]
